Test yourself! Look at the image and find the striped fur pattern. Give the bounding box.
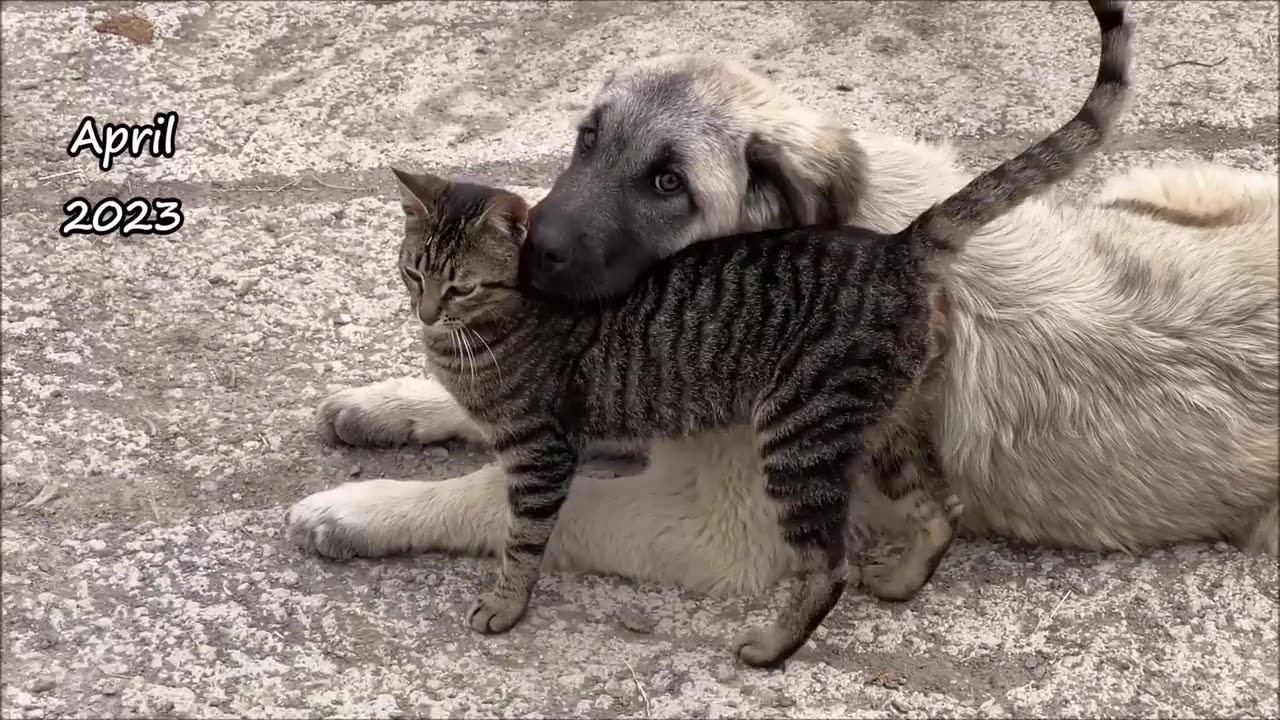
[392,0,1131,669]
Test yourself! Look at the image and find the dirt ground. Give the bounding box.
[1,1,1277,718]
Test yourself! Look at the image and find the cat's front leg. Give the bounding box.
[467,430,578,635]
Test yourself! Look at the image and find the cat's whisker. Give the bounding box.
[462,322,503,387]
[449,327,464,378]
[451,327,469,380]
[455,324,477,388]
[448,327,463,368]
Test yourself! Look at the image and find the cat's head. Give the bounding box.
[391,167,528,334]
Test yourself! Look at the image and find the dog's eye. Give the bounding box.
[577,127,597,153]
[653,170,684,195]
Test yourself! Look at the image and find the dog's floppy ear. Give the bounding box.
[745,131,866,228]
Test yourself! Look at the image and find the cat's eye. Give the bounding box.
[577,127,597,154]
[443,284,478,301]
[653,170,684,195]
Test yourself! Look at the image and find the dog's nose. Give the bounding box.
[525,206,581,280]
[536,243,571,272]
[526,232,575,278]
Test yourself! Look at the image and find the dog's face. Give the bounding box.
[521,55,867,301]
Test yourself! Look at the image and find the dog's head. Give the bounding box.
[522,54,868,300]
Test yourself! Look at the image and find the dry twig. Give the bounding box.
[1159,57,1227,70]
[307,174,364,192]
[1034,589,1073,633]
[623,659,651,719]
[37,168,85,182]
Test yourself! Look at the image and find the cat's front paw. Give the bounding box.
[466,589,529,634]
[942,494,965,521]
[861,558,923,602]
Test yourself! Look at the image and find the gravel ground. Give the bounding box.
[1,1,1277,718]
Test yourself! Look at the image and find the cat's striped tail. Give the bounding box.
[902,0,1133,258]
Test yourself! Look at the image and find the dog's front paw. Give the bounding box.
[466,590,529,634]
[286,480,416,560]
[316,378,461,448]
[732,625,790,670]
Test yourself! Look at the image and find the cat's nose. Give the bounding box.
[418,301,439,325]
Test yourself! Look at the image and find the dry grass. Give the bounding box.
[93,14,155,46]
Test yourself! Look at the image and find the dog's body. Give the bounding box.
[289,54,1279,596]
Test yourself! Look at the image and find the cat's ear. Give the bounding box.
[390,167,448,220]
[481,191,530,245]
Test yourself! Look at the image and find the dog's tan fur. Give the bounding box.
[288,55,1278,597]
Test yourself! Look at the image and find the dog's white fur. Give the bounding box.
[289,63,1278,596]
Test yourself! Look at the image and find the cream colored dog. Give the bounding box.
[288,54,1278,597]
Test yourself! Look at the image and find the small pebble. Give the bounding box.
[234,278,260,298]
[333,314,354,326]
[890,699,907,714]
[425,446,449,460]
[31,676,56,693]
[712,663,734,683]
[835,83,853,92]
[1024,656,1040,669]
[616,606,656,634]
[349,464,363,477]
[86,539,107,553]
[231,492,243,501]
[772,694,794,708]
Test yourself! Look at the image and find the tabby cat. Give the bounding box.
[391,0,1131,669]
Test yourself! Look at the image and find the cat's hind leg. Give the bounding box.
[856,432,961,602]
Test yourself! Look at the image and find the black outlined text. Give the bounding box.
[60,197,185,237]
[66,112,179,172]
